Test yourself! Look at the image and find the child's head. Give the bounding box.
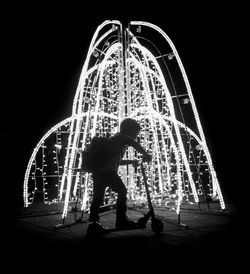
[120,118,141,140]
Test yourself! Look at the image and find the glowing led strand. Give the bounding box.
[128,42,172,194]
[59,36,113,200]
[153,119,169,197]
[72,21,121,115]
[24,117,76,206]
[140,99,164,195]
[24,20,225,219]
[54,130,61,179]
[163,115,202,146]
[79,104,92,152]
[77,62,117,119]
[61,118,84,218]
[91,43,122,137]
[160,132,171,194]
[131,21,224,208]
[184,138,193,199]
[73,172,80,197]
[59,118,77,200]
[61,109,117,217]
[183,126,205,197]
[29,160,37,204]
[133,109,192,211]
[61,41,97,202]
[143,89,164,195]
[59,115,84,199]
[130,42,199,203]
[153,110,172,194]
[131,23,200,197]
[81,176,89,211]
[127,29,164,108]
[164,129,182,213]
[131,108,183,206]
[156,119,181,209]
[117,71,126,125]
[53,142,61,200]
[59,110,117,200]
[132,109,175,197]
[41,143,46,203]
[196,148,205,196]
[80,172,89,211]
[89,25,119,59]
[138,108,206,205]
[129,55,183,200]
[23,114,89,206]
[128,40,166,151]
[31,160,37,203]
[128,55,164,193]
[62,96,117,216]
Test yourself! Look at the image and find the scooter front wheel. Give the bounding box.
[151,218,164,234]
[137,215,149,228]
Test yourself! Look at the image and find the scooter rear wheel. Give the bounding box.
[151,218,164,234]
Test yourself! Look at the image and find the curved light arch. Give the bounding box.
[23,115,84,207]
[23,20,225,218]
[130,21,224,208]
[23,111,118,207]
[129,106,208,213]
[129,108,183,213]
[128,42,199,202]
[72,20,121,115]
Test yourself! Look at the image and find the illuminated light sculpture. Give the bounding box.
[23,20,225,221]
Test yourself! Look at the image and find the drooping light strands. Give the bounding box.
[130,21,225,209]
[23,20,225,219]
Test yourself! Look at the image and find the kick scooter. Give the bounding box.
[87,162,164,237]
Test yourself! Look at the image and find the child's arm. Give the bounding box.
[119,159,138,166]
[125,138,152,162]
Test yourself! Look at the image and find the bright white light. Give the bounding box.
[54,144,62,149]
[23,20,225,219]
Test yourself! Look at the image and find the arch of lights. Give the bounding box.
[23,20,225,220]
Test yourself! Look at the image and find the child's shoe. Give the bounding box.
[87,221,107,237]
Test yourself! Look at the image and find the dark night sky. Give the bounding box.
[2,1,249,211]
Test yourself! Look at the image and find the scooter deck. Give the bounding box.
[87,224,146,238]
[103,224,146,233]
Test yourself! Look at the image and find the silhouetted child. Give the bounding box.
[87,118,151,236]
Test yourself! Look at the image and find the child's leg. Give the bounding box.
[107,172,128,220]
[104,172,136,229]
[89,173,106,223]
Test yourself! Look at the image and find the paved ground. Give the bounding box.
[3,201,249,274]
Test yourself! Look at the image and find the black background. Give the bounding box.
[2,0,249,216]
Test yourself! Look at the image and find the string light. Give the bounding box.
[23,20,225,220]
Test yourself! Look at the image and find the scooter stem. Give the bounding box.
[140,163,155,219]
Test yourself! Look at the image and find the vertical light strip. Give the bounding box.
[90,43,122,137]
[61,23,123,218]
[130,21,224,208]
[129,51,198,203]
[23,115,86,206]
[130,107,183,212]
[131,62,164,193]
[128,44,165,194]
